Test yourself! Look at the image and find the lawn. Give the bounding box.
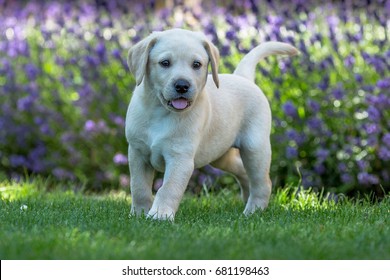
[1,178,389,260]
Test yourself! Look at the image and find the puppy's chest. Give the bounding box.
[128,122,175,172]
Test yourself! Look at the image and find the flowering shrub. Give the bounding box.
[0,0,389,195]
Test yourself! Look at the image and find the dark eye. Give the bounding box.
[159,60,170,68]
[192,61,202,69]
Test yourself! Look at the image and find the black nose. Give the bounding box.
[174,79,190,94]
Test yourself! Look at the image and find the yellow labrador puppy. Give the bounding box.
[126,29,298,220]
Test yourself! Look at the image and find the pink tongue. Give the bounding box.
[171,98,189,110]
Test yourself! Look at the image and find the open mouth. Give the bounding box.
[167,98,191,111]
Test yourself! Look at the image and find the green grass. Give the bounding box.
[0,178,389,260]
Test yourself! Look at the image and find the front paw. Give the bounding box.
[131,204,151,217]
[147,206,175,221]
[243,196,268,216]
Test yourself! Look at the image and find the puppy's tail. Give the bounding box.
[233,42,299,83]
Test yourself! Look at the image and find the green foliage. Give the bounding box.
[1,1,389,194]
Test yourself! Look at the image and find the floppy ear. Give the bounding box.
[127,34,158,86]
[203,40,220,88]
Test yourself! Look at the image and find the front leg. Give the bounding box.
[148,158,194,221]
[128,146,155,216]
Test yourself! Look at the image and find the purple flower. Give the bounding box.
[55,56,65,66]
[40,123,53,136]
[378,146,390,161]
[316,148,329,162]
[96,120,109,133]
[283,101,298,118]
[197,174,210,186]
[110,115,125,127]
[377,94,390,109]
[307,99,320,113]
[314,163,326,175]
[61,132,75,143]
[377,78,390,89]
[225,29,236,40]
[280,60,292,74]
[286,129,306,145]
[267,15,283,26]
[79,83,93,98]
[95,42,106,60]
[355,74,363,83]
[317,76,329,90]
[220,45,231,56]
[367,135,378,147]
[286,129,299,141]
[27,145,47,172]
[24,63,39,80]
[15,40,30,57]
[298,38,308,55]
[365,94,379,106]
[9,155,27,167]
[341,173,353,184]
[327,15,339,27]
[358,172,379,185]
[17,96,35,111]
[364,123,380,134]
[111,49,121,60]
[204,165,224,176]
[357,159,369,171]
[52,168,75,180]
[84,120,96,132]
[312,33,323,43]
[362,85,375,93]
[361,51,371,61]
[28,145,46,161]
[85,55,99,67]
[371,57,386,75]
[286,146,298,159]
[382,133,390,147]
[367,105,381,122]
[344,55,355,68]
[338,162,347,172]
[300,169,319,188]
[113,153,128,165]
[307,117,323,131]
[332,84,345,100]
[119,175,130,188]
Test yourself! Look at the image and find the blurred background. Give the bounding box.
[0,0,389,196]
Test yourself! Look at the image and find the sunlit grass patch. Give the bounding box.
[0,179,41,201]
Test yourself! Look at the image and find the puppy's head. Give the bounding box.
[127,29,219,112]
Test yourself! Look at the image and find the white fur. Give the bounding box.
[126,29,298,220]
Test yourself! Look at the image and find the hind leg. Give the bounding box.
[211,148,250,202]
[240,136,272,215]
